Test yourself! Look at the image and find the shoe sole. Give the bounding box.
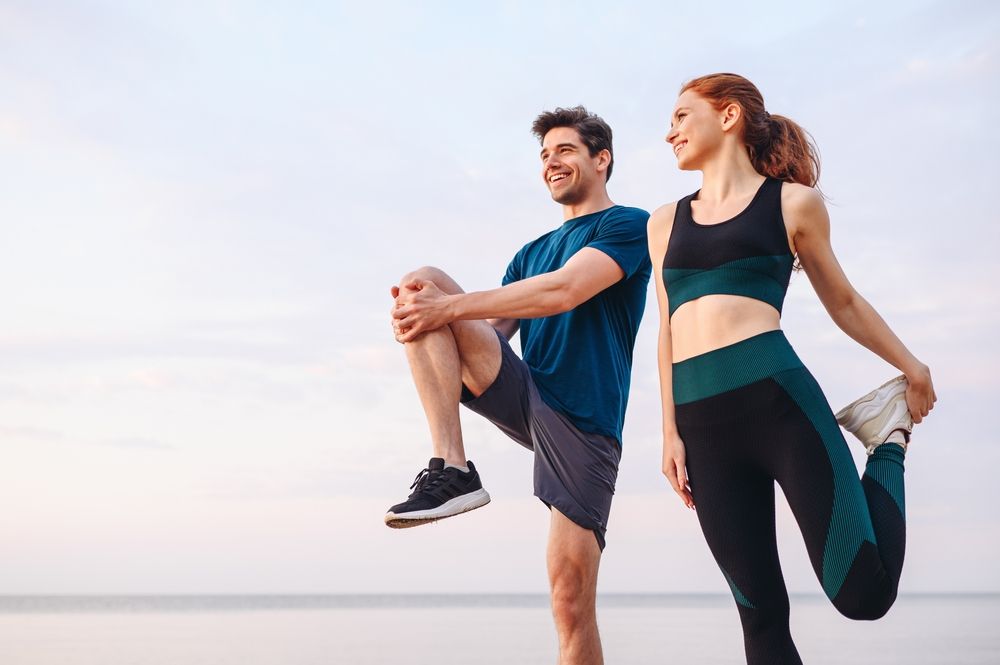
[384,489,491,529]
[835,376,911,446]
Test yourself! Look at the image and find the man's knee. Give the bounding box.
[399,265,441,284]
[550,563,595,630]
[548,533,598,631]
[398,266,461,294]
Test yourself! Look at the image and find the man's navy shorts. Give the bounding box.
[461,332,621,550]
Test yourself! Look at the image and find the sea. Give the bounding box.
[0,594,996,664]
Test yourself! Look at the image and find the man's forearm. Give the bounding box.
[450,272,576,322]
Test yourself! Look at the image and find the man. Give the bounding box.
[386,106,650,665]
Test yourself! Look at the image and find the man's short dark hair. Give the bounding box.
[531,106,614,182]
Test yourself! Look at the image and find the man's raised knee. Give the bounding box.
[398,266,461,294]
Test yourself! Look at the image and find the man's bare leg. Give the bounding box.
[394,266,503,465]
[401,323,468,466]
[384,267,503,527]
[548,508,604,665]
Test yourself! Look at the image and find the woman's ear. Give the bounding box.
[721,102,742,133]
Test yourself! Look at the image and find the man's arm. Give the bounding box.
[392,247,624,343]
[488,318,520,341]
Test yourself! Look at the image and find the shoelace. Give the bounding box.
[408,467,450,497]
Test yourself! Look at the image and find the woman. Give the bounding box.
[648,73,936,664]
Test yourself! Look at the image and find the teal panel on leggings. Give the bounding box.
[671,331,803,405]
[772,369,877,600]
[723,568,755,609]
[864,443,906,517]
[664,254,794,317]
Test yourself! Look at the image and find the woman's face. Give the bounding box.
[666,89,728,171]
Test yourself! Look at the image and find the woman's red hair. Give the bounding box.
[681,73,820,187]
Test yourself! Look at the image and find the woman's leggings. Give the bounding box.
[673,331,906,665]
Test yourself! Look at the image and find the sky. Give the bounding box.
[0,0,998,595]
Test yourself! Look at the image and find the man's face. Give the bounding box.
[539,127,606,205]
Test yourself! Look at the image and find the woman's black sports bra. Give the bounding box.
[662,177,795,318]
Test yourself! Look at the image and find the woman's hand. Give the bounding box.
[663,431,695,509]
[904,363,937,424]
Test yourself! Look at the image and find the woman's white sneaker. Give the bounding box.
[834,375,913,455]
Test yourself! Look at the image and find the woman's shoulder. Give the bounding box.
[648,201,679,228]
[779,182,828,232]
[779,181,825,214]
[647,201,679,250]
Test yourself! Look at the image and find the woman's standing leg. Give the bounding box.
[681,397,803,665]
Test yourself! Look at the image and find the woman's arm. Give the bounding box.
[648,203,694,508]
[785,184,937,421]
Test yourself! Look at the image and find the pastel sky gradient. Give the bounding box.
[1,0,998,594]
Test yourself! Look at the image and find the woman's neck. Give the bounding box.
[697,145,764,203]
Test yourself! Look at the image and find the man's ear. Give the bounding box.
[595,148,611,173]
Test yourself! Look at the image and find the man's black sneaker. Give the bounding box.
[384,457,491,528]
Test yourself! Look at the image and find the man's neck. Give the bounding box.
[561,190,615,221]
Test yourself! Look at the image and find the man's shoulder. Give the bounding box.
[598,205,650,226]
[609,204,651,218]
[515,226,560,254]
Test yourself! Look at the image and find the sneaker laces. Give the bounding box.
[408,467,449,498]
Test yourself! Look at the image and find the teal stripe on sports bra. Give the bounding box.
[663,254,794,317]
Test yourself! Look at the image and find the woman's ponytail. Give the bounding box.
[681,74,820,187]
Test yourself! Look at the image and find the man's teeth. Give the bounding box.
[549,173,568,182]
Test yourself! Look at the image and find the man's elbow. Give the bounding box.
[552,285,589,313]
[559,293,580,313]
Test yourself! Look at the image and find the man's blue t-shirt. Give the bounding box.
[503,205,651,444]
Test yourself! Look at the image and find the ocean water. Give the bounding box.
[0,594,996,664]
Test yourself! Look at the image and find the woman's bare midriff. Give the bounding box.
[670,294,782,363]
